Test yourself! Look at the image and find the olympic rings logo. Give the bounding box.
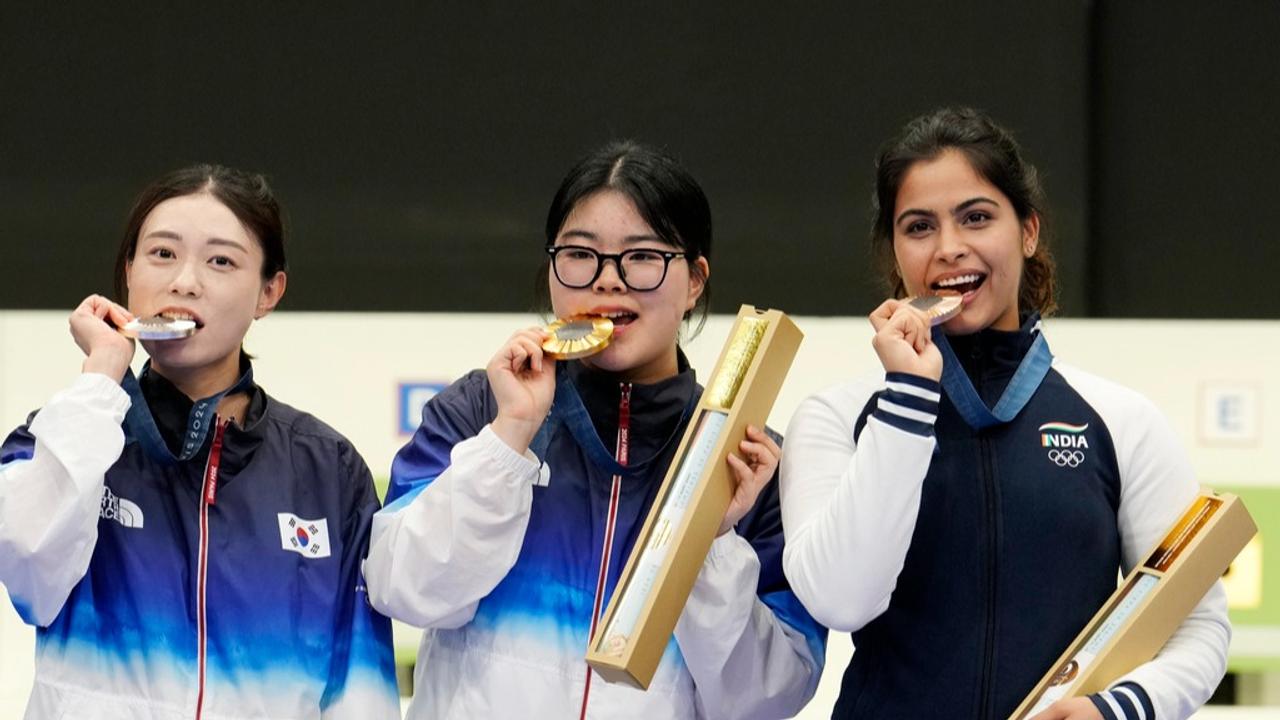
[1047,449,1085,467]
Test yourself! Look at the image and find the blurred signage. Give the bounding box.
[398,382,449,435]
[1198,382,1261,446]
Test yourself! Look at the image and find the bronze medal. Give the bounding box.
[907,293,963,326]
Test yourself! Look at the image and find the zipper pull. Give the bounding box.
[204,417,228,506]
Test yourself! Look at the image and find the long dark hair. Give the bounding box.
[541,140,712,334]
[114,164,287,302]
[871,107,1057,316]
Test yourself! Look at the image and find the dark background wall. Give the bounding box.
[1090,1,1280,317]
[0,2,1274,318]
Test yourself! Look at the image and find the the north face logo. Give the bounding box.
[100,487,144,529]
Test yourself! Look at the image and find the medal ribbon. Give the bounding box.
[531,363,694,478]
[123,361,255,464]
[933,316,1054,430]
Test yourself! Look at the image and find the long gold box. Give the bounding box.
[1011,490,1257,718]
[585,305,803,689]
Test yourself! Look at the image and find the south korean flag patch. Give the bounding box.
[277,513,332,559]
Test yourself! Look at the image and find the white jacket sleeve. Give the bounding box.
[1056,364,1230,720]
[1100,386,1229,720]
[364,425,541,629]
[779,373,941,632]
[0,373,130,627]
[674,531,822,720]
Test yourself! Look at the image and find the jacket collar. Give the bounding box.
[123,354,263,465]
[945,313,1042,385]
[566,348,698,450]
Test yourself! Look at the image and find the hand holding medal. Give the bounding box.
[68,294,138,381]
[73,300,198,381]
[488,315,614,453]
[869,293,959,381]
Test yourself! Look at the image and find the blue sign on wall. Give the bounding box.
[398,382,449,435]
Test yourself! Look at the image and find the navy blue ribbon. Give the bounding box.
[123,361,255,464]
[933,318,1053,430]
[530,363,695,479]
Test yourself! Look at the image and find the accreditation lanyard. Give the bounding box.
[933,318,1053,431]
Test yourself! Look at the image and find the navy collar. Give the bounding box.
[934,314,1053,431]
[531,350,699,479]
[944,315,1039,383]
[123,358,257,464]
[567,350,696,443]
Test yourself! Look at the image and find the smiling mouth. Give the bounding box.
[931,273,987,295]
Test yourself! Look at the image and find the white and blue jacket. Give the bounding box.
[0,363,400,720]
[780,316,1230,720]
[366,357,826,719]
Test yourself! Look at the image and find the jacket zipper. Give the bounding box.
[978,434,998,719]
[579,383,631,720]
[195,417,228,720]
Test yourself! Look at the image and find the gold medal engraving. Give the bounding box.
[542,315,614,359]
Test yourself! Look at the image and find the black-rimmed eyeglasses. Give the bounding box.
[546,245,691,292]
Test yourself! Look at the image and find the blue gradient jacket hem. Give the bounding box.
[0,366,400,719]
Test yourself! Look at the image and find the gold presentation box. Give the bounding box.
[585,305,803,689]
[1012,490,1257,718]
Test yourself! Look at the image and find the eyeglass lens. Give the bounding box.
[553,247,679,291]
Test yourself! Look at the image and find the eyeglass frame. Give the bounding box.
[544,244,693,292]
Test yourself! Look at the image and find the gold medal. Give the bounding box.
[120,315,198,340]
[541,315,614,359]
[907,293,963,326]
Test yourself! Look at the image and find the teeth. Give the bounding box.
[936,274,982,288]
